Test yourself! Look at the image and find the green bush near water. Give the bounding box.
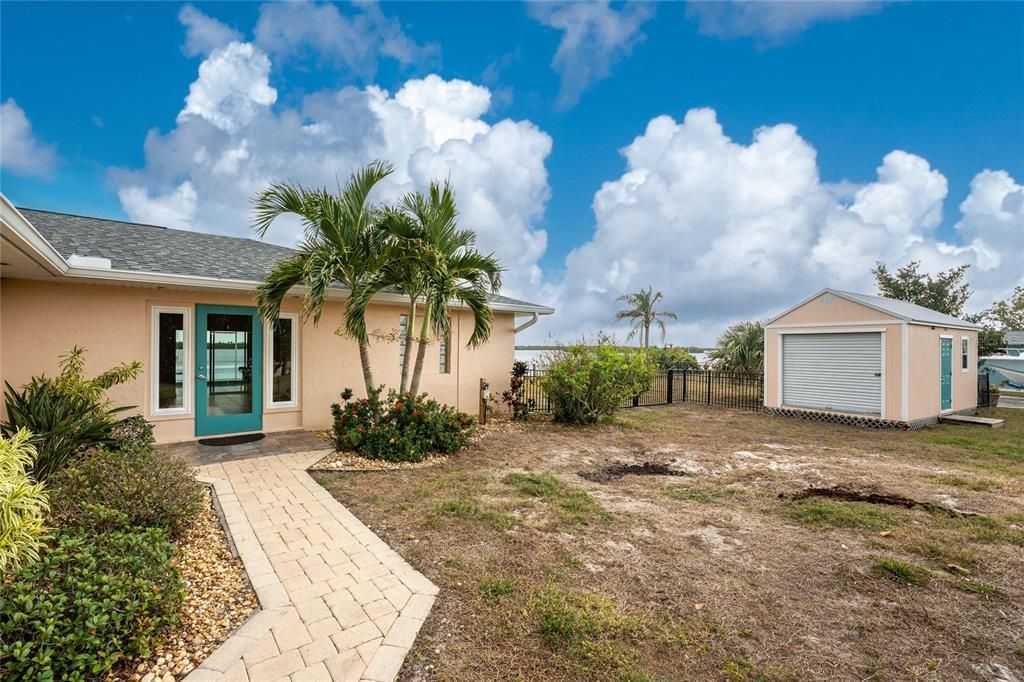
[541,345,656,425]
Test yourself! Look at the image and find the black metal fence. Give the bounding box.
[521,367,764,414]
[978,372,991,408]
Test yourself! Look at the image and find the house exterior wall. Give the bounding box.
[906,324,978,421]
[764,322,903,421]
[0,278,515,443]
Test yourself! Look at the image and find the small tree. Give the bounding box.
[615,287,677,348]
[871,261,972,317]
[708,321,764,373]
[501,361,532,421]
[973,286,1024,331]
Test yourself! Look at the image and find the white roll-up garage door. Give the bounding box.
[782,332,882,415]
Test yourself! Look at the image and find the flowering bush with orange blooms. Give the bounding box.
[330,387,475,462]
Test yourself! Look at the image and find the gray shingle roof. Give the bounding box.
[832,289,979,329]
[18,208,552,312]
[20,208,297,281]
[1006,330,1024,346]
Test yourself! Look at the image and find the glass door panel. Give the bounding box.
[195,305,262,436]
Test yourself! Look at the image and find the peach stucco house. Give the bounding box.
[764,288,980,428]
[0,197,553,443]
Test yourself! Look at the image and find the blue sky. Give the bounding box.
[2,1,1022,343]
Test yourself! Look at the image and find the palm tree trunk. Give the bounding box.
[409,305,431,395]
[399,298,416,393]
[358,339,375,396]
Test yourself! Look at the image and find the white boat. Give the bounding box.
[981,354,1024,387]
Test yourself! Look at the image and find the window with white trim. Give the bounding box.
[399,314,408,368]
[439,319,451,374]
[267,314,298,407]
[961,336,969,372]
[152,307,190,415]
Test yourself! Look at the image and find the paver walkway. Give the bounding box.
[185,450,437,682]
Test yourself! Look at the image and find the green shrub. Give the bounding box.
[48,446,203,539]
[331,388,476,462]
[645,347,699,370]
[0,528,183,681]
[108,415,156,452]
[0,429,49,573]
[1,347,142,481]
[541,345,655,425]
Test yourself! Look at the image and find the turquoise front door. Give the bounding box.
[195,305,263,436]
[940,337,953,412]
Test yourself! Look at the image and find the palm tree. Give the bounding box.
[251,161,393,396]
[708,320,764,373]
[614,287,677,348]
[349,180,502,395]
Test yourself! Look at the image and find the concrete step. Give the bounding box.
[938,414,1005,428]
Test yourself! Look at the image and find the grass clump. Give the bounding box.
[479,575,516,601]
[874,557,927,585]
[532,586,643,649]
[434,498,516,530]
[786,499,902,531]
[957,579,999,596]
[927,474,1002,492]
[503,472,612,525]
[664,486,745,504]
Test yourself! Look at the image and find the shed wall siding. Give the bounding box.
[906,324,978,421]
[0,278,514,442]
[770,294,901,326]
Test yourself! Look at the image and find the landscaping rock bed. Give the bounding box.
[111,488,258,682]
[310,450,449,471]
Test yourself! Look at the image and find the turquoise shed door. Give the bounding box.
[195,305,263,436]
[940,337,953,412]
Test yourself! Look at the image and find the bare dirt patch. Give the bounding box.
[579,460,690,483]
[314,405,1024,681]
[785,484,979,516]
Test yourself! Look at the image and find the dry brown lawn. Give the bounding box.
[313,406,1024,682]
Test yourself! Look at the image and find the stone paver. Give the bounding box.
[185,450,437,682]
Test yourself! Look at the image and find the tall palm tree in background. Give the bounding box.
[251,161,393,397]
[349,180,502,395]
[708,320,764,373]
[615,287,677,348]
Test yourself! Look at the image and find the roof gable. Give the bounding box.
[767,288,980,329]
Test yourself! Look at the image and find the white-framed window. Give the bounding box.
[439,320,451,374]
[399,314,408,368]
[151,306,190,416]
[266,313,299,408]
[961,336,969,372]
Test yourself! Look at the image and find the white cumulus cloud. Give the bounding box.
[1,98,58,179]
[179,4,243,57]
[530,1,654,109]
[254,0,439,79]
[112,42,551,294]
[535,108,1022,345]
[177,42,278,133]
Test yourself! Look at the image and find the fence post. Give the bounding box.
[632,393,639,408]
[682,370,687,402]
[666,369,674,404]
[706,371,712,405]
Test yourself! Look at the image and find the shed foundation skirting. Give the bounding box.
[764,406,978,431]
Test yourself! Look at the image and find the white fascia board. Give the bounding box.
[0,195,69,275]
